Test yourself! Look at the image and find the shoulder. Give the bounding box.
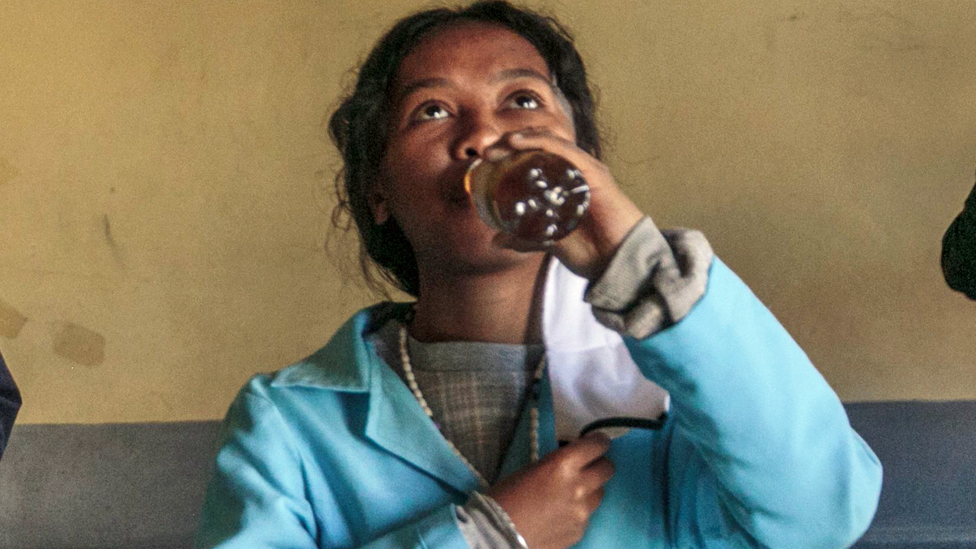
[233,302,410,405]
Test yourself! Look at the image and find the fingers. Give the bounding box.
[508,129,597,176]
[558,432,612,470]
[584,456,616,486]
[577,459,613,520]
[570,457,614,502]
[483,128,581,164]
[583,486,606,515]
[507,128,577,154]
[547,433,610,477]
[488,129,616,210]
[486,434,614,549]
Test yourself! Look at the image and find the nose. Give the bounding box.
[451,111,502,161]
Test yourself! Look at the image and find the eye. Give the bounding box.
[413,102,451,122]
[507,92,541,110]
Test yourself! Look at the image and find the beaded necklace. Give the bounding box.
[398,323,547,490]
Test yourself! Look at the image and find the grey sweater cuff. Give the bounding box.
[585,217,714,339]
[455,492,527,549]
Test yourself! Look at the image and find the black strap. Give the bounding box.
[578,413,669,438]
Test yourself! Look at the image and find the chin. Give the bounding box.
[421,236,545,280]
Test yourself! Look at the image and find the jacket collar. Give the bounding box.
[270,305,392,392]
[270,303,481,493]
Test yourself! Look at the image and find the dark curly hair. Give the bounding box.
[328,0,602,297]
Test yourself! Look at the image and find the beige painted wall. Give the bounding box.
[1,0,974,424]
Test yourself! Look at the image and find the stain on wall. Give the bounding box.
[101,213,125,264]
[0,158,19,187]
[836,5,925,53]
[102,214,116,249]
[0,298,28,339]
[52,322,106,367]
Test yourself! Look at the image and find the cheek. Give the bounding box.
[379,144,421,193]
[530,106,575,143]
[557,110,577,142]
[383,129,443,171]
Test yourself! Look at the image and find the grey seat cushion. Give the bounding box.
[0,422,220,549]
[847,401,976,549]
[1,402,974,549]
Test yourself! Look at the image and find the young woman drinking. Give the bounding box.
[197,3,882,548]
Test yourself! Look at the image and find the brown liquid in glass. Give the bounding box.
[465,150,590,243]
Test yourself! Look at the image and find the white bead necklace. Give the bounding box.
[398,323,547,490]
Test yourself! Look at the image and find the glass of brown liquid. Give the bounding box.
[464,150,591,244]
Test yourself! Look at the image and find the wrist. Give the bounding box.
[481,493,530,548]
[459,492,530,549]
[557,207,644,281]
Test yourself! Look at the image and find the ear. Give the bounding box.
[367,182,390,225]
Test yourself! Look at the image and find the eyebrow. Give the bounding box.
[489,67,556,89]
[395,77,453,105]
[394,68,559,106]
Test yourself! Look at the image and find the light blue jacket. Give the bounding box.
[197,258,882,549]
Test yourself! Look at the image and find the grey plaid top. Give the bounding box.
[370,319,544,483]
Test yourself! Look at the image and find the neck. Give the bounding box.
[409,255,549,344]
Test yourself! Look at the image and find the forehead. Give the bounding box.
[394,22,551,87]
